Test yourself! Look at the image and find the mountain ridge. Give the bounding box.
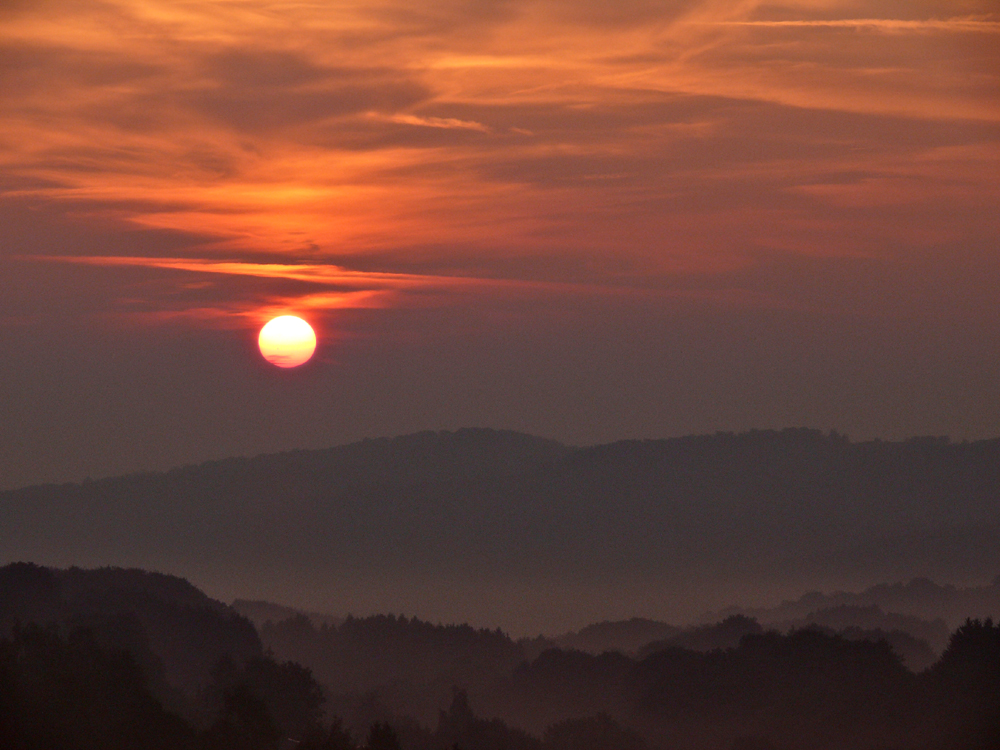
[3,427,999,631]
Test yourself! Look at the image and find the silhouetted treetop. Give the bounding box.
[3,560,999,750]
[543,713,645,750]
[552,618,680,656]
[0,624,196,750]
[260,612,525,703]
[0,563,262,696]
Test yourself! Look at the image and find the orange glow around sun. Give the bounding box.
[258,316,317,368]
[2,0,998,335]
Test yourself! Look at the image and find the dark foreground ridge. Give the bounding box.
[2,562,999,750]
[2,428,999,628]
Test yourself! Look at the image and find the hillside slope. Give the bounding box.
[2,428,998,629]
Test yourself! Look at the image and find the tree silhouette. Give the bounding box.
[935,618,1000,691]
[299,718,357,750]
[200,683,281,750]
[0,624,194,750]
[542,713,645,750]
[926,618,1000,748]
[365,722,402,750]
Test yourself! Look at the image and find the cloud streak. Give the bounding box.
[712,17,1000,32]
[1,0,998,327]
[2,0,1000,489]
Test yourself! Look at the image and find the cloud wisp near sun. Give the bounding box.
[1,0,999,489]
[2,0,997,316]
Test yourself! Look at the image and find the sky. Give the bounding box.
[1,0,999,491]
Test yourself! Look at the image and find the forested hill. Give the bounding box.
[708,577,1000,638]
[0,562,261,693]
[2,428,999,627]
[4,562,1000,750]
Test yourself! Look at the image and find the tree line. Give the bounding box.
[2,563,998,750]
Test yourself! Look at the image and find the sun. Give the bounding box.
[258,315,316,368]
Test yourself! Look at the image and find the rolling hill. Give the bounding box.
[2,428,998,630]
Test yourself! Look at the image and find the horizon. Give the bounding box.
[2,0,999,490]
[4,427,998,634]
[2,3,998,746]
[7,558,1000,639]
[1,424,989,493]
[228,568,1000,636]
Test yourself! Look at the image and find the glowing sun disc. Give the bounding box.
[258,315,316,368]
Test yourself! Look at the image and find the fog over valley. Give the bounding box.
[3,428,998,633]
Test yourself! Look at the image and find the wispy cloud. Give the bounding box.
[2,0,998,327]
[25,255,481,322]
[711,17,1000,33]
[372,113,491,132]
[39,256,471,287]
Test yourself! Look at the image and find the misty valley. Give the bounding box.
[1,430,999,749]
[4,0,998,744]
[1,564,998,750]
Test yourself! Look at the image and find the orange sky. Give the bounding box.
[1,0,999,487]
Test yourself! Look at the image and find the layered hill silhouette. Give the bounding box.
[0,563,329,747]
[0,562,261,695]
[2,562,999,750]
[2,428,999,629]
[709,575,1000,631]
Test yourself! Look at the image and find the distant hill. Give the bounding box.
[771,605,951,654]
[232,598,342,629]
[2,428,999,630]
[638,615,763,655]
[260,612,527,725]
[630,613,940,672]
[0,562,261,695]
[547,618,681,656]
[709,577,1000,631]
[3,562,998,750]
